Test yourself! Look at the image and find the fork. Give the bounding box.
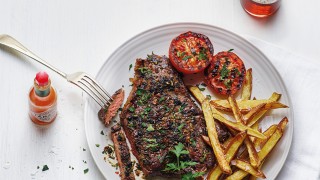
[0,34,112,108]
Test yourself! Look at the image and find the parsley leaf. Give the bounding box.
[228,48,234,52]
[220,64,230,80]
[129,64,133,71]
[182,55,193,61]
[84,168,89,174]
[128,107,135,112]
[42,165,49,171]
[146,124,155,132]
[170,143,189,158]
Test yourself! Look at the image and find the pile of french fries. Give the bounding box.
[189,68,289,180]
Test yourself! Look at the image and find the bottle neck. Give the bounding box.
[35,86,50,97]
[34,79,51,97]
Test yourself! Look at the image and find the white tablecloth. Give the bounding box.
[246,36,320,180]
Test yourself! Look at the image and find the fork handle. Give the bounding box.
[0,34,67,78]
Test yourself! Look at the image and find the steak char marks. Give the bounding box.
[120,54,228,177]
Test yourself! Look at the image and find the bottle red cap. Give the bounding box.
[35,71,49,86]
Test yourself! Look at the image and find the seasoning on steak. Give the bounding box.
[111,124,135,180]
[99,88,125,126]
[120,54,230,177]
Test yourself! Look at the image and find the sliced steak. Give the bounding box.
[111,124,135,180]
[120,54,230,177]
[99,88,125,126]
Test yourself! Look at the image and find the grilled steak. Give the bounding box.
[120,54,230,177]
[111,124,135,180]
[99,88,125,126]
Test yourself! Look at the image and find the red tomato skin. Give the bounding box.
[169,31,213,74]
[205,51,246,95]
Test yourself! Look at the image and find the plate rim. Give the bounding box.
[84,22,294,179]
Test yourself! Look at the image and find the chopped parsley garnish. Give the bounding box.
[138,67,151,74]
[206,95,211,100]
[146,124,155,132]
[182,55,193,61]
[42,165,49,171]
[128,107,135,112]
[129,64,133,71]
[83,148,86,151]
[228,48,234,52]
[198,48,207,60]
[83,160,87,164]
[177,123,185,132]
[159,96,165,103]
[179,103,187,113]
[224,79,232,89]
[95,144,100,147]
[100,130,104,135]
[220,64,230,80]
[142,122,147,128]
[84,168,89,174]
[37,166,39,169]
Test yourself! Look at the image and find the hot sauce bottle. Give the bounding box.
[28,71,57,125]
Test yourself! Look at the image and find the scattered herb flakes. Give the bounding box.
[177,123,185,132]
[83,148,86,151]
[100,130,104,135]
[84,168,89,174]
[206,95,212,100]
[182,55,193,61]
[129,64,133,71]
[146,124,155,132]
[42,165,49,172]
[179,103,187,113]
[224,79,232,89]
[95,144,100,147]
[200,82,207,87]
[220,64,230,80]
[72,167,74,170]
[83,160,87,164]
[143,138,157,143]
[228,48,234,52]
[37,166,40,169]
[159,96,165,103]
[141,122,147,128]
[128,106,135,112]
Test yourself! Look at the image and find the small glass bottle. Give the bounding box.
[28,71,57,125]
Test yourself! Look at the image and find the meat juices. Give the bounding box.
[111,124,135,180]
[120,54,230,177]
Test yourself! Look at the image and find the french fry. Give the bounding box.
[250,122,260,142]
[211,107,266,139]
[246,93,282,126]
[231,160,266,178]
[188,86,205,103]
[228,95,245,124]
[208,131,247,180]
[210,92,286,113]
[278,117,289,131]
[241,68,252,100]
[244,138,261,168]
[226,126,285,179]
[253,125,277,149]
[228,95,261,168]
[202,99,232,174]
[225,169,249,180]
[243,103,266,123]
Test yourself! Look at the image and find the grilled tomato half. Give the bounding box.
[169,31,213,74]
[205,51,246,95]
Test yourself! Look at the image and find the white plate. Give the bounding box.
[84,23,293,180]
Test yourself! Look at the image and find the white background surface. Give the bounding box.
[0,0,319,179]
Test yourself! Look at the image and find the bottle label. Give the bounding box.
[30,104,57,123]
